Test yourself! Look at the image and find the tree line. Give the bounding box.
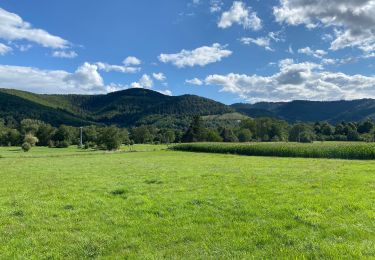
[182,116,375,143]
[1,116,375,151]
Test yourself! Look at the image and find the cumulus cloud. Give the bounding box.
[0,43,12,55]
[0,7,69,49]
[152,72,166,81]
[218,1,262,30]
[186,78,203,86]
[203,59,375,102]
[273,0,375,53]
[52,50,78,59]
[130,74,153,89]
[96,62,140,74]
[64,63,104,92]
[123,56,141,66]
[0,63,109,94]
[159,43,232,68]
[298,47,327,59]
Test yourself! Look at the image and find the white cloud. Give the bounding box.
[218,1,262,30]
[240,31,283,51]
[210,0,223,13]
[105,83,128,93]
[158,43,232,68]
[268,31,284,43]
[273,0,375,53]
[0,7,69,49]
[240,37,273,51]
[64,63,104,91]
[131,74,153,89]
[123,56,141,66]
[52,50,78,59]
[204,59,375,102]
[321,58,336,65]
[364,52,375,59]
[152,72,166,81]
[0,63,108,94]
[157,89,172,96]
[298,47,327,59]
[288,45,294,54]
[186,78,203,85]
[0,43,12,55]
[16,44,32,52]
[96,62,140,74]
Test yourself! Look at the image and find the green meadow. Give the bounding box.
[0,145,374,258]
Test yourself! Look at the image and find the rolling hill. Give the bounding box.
[2,88,375,127]
[0,88,233,127]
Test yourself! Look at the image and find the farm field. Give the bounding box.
[173,142,375,160]
[0,145,374,258]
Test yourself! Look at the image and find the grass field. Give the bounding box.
[0,145,374,258]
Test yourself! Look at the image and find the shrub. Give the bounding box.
[98,126,122,150]
[56,140,70,148]
[21,142,31,152]
[48,140,54,148]
[24,133,39,146]
[299,132,314,143]
[83,142,96,149]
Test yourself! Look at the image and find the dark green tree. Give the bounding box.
[182,116,206,142]
[220,128,238,142]
[98,126,123,150]
[237,129,252,142]
[36,124,56,146]
[204,128,223,142]
[289,124,315,143]
[131,125,154,144]
[358,120,374,134]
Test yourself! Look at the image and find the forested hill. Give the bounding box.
[231,99,375,123]
[0,88,233,127]
[2,87,375,127]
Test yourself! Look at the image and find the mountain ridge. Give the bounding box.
[232,99,375,123]
[0,88,233,127]
[1,88,375,127]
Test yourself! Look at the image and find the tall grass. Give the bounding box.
[171,142,375,160]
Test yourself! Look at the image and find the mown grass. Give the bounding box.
[0,146,374,258]
[0,144,167,159]
[172,142,375,160]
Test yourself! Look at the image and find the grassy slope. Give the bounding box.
[0,89,78,112]
[0,146,374,258]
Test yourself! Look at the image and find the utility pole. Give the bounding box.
[80,127,83,148]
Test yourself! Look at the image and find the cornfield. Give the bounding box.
[171,142,375,160]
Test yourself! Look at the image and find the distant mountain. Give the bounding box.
[2,88,375,127]
[0,88,233,127]
[231,99,375,123]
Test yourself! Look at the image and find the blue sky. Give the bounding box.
[0,0,374,104]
